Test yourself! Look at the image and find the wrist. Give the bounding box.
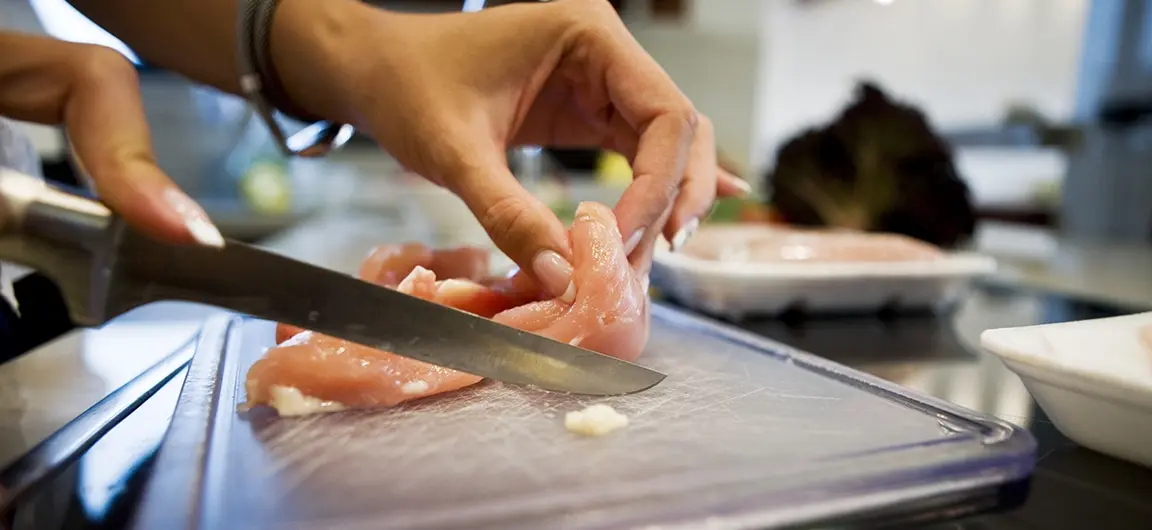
[268,0,369,125]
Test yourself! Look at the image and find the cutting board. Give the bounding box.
[129,306,1034,530]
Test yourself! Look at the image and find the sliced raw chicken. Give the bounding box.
[494,202,648,361]
[244,202,649,415]
[274,245,508,344]
[679,225,944,264]
[358,243,491,287]
[246,267,489,413]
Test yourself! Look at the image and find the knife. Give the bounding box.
[0,168,665,395]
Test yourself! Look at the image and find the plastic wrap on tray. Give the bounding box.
[651,224,996,319]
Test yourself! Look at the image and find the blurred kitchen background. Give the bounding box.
[4,5,1152,523]
[1,0,1150,249]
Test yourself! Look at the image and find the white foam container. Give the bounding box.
[650,233,997,319]
[981,312,1152,469]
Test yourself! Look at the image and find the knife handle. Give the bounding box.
[0,168,116,325]
[0,168,112,239]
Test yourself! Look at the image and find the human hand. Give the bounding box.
[271,0,748,299]
[0,31,223,248]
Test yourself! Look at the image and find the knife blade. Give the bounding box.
[0,168,665,395]
[100,230,665,396]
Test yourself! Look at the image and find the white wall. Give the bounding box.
[627,0,1089,205]
[745,0,1091,205]
[757,0,1089,165]
[632,25,762,173]
[625,0,766,172]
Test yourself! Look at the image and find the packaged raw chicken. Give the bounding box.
[677,225,945,264]
[651,224,995,319]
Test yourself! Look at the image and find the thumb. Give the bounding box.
[64,48,223,248]
[445,161,574,302]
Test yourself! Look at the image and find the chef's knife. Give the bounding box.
[0,168,665,395]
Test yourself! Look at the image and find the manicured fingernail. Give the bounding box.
[732,178,752,195]
[164,188,224,248]
[640,275,650,293]
[669,217,700,252]
[559,279,576,304]
[623,228,645,256]
[532,250,576,303]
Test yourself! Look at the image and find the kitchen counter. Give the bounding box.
[972,221,1152,311]
[1,194,1152,528]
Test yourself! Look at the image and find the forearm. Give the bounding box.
[67,0,244,93]
[66,0,366,122]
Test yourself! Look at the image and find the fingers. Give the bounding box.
[610,118,751,257]
[662,115,718,250]
[552,2,696,257]
[0,33,221,247]
[717,168,752,198]
[65,48,223,247]
[611,111,694,259]
[628,198,673,279]
[561,3,721,258]
[445,158,574,302]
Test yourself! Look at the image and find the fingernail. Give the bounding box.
[559,279,576,304]
[164,188,224,248]
[669,217,700,252]
[640,275,650,293]
[623,228,645,256]
[733,178,753,196]
[532,250,576,303]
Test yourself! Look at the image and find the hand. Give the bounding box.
[0,31,223,248]
[271,0,749,298]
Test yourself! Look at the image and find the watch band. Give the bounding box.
[237,0,354,158]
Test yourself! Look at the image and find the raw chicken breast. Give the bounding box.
[494,202,648,361]
[358,243,490,287]
[246,267,488,412]
[244,202,649,415]
[679,225,944,264]
[272,245,500,344]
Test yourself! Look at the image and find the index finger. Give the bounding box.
[571,2,699,253]
[64,48,222,247]
[0,34,222,247]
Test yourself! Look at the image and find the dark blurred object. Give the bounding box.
[942,103,1082,152]
[764,81,976,248]
[545,149,601,175]
[1098,97,1152,129]
[40,155,83,190]
[547,147,745,180]
[976,205,1054,228]
[0,272,75,365]
[651,0,684,18]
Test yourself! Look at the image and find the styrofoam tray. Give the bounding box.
[980,312,1152,468]
[650,231,997,319]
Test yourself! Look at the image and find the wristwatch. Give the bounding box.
[237,0,355,158]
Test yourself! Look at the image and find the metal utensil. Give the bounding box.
[0,334,196,516]
[0,168,666,395]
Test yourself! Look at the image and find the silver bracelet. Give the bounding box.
[236,0,354,158]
